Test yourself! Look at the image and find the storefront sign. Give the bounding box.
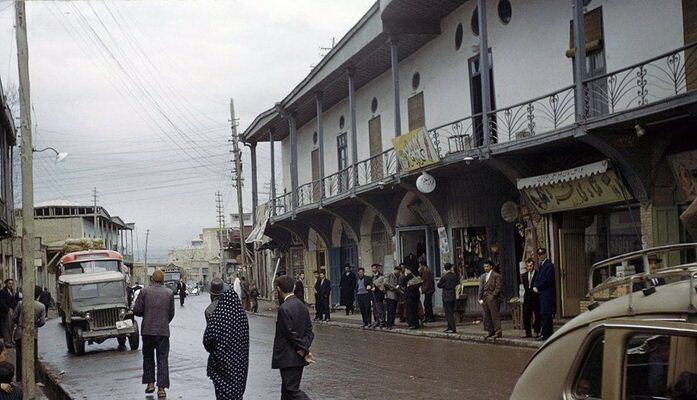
[669,150,697,201]
[518,161,632,214]
[392,127,440,172]
[438,227,451,264]
[246,202,271,243]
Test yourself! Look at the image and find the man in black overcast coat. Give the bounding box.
[272,275,314,400]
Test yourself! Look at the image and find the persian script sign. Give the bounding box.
[392,127,440,172]
[522,169,631,214]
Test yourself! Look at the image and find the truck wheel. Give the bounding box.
[117,336,127,347]
[72,327,85,356]
[129,320,139,350]
[65,329,74,354]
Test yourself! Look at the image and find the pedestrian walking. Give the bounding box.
[418,261,436,323]
[437,263,458,333]
[478,260,502,340]
[312,271,321,321]
[0,280,18,348]
[38,287,53,313]
[13,285,46,381]
[240,277,251,311]
[355,267,372,328]
[521,258,541,339]
[294,273,306,304]
[176,279,187,307]
[233,275,242,300]
[249,283,259,313]
[203,280,249,400]
[383,265,401,329]
[534,248,556,340]
[133,270,176,399]
[339,264,357,315]
[402,265,422,330]
[370,264,386,328]
[204,278,226,321]
[272,276,314,400]
[315,270,331,321]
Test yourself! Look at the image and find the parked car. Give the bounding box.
[58,271,139,356]
[511,244,697,399]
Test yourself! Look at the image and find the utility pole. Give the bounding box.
[143,229,150,273]
[93,187,99,238]
[215,191,225,280]
[230,99,252,279]
[15,1,37,396]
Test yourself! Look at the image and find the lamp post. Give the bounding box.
[33,147,68,163]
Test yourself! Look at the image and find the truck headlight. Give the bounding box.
[119,308,126,319]
[84,312,91,320]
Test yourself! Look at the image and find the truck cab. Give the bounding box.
[511,245,697,399]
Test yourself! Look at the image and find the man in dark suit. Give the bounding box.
[316,270,331,321]
[312,271,321,320]
[478,260,502,339]
[272,275,314,400]
[533,248,556,341]
[294,272,306,304]
[437,263,458,333]
[521,258,541,338]
[355,267,373,327]
[0,280,18,348]
[339,265,357,315]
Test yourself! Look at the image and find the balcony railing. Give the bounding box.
[584,41,697,118]
[357,149,398,186]
[323,166,354,199]
[489,85,576,142]
[268,43,697,221]
[428,114,482,158]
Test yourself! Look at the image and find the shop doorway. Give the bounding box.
[397,226,440,275]
[559,229,588,317]
[329,227,357,305]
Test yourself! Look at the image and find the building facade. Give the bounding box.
[243,0,697,317]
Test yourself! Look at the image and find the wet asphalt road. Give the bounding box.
[38,295,534,399]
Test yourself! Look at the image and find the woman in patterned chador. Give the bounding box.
[203,286,250,399]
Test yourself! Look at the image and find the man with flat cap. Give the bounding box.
[134,269,175,398]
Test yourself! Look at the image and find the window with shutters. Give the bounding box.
[569,7,607,117]
[407,92,425,131]
[568,7,604,55]
[368,116,383,181]
[337,133,349,193]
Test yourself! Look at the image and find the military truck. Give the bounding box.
[511,243,697,399]
[58,271,139,356]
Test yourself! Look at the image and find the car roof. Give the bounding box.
[542,279,696,351]
[58,271,124,285]
[60,250,123,264]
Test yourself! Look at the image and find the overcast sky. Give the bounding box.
[0,0,374,261]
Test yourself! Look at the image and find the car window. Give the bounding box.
[573,334,604,399]
[625,333,670,399]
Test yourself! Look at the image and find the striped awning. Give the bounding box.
[517,160,610,190]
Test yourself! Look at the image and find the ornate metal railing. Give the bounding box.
[427,114,482,158]
[488,85,576,143]
[296,180,321,207]
[356,149,398,186]
[322,166,353,199]
[584,41,697,118]
[272,191,292,216]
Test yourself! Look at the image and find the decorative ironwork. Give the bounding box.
[427,115,479,157]
[356,149,398,186]
[273,192,291,216]
[296,181,321,207]
[322,166,353,199]
[584,41,697,118]
[488,85,575,142]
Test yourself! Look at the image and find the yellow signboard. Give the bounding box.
[392,127,440,172]
[523,169,631,214]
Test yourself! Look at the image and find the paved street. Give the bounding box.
[39,295,534,399]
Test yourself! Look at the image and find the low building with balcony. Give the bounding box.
[243,0,697,317]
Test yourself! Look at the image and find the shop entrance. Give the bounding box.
[397,226,440,276]
[559,229,587,316]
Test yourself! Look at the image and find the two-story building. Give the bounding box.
[243,0,697,317]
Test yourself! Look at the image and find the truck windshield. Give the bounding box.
[164,272,180,282]
[64,260,120,275]
[72,281,124,300]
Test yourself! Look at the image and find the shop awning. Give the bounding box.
[517,160,610,190]
[517,160,632,214]
[246,202,271,244]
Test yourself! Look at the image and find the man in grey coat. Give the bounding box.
[133,270,175,398]
[382,265,401,329]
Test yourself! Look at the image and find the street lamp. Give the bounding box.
[33,146,68,163]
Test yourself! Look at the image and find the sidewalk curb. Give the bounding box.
[37,358,74,400]
[249,312,541,350]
